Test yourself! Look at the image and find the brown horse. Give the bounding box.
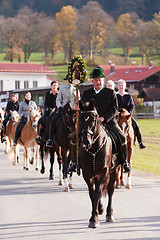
[4,110,19,154]
[116,108,135,189]
[78,99,118,228]
[11,108,41,170]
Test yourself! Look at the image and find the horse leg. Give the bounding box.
[106,169,116,223]
[88,168,107,228]
[120,166,125,186]
[35,146,39,171]
[30,147,35,165]
[40,143,45,174]
[67,151,73,189]
[125,147,133,189]
[24,148,30,171]
[62,149,69,192]
[49,147,55,180]
[56,149,63,185]
[116,165,121,189]
[12,145,18,165]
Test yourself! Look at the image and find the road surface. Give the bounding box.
[0,144,160,240]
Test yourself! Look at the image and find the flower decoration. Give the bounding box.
[68,55,87,84]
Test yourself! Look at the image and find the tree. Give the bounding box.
[56,5,77,62]
[116,13,136,63]
[16,7,45,62]
[77,1,114,59]
[135,20,154,65]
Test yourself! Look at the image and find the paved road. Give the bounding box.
[0,144,160,240]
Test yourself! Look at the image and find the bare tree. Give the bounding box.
[77,1,114,59]
[16,7,45,62]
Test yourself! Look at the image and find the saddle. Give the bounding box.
[105,127,121,154]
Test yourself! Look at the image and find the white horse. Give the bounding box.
[11,108,41,171]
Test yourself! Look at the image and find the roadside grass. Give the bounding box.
[132,119,160,176]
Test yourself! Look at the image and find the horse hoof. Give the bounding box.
[69,184,73,189]
[116,184,121,189]
[23,166,26,170]
[106,215,115,222]
[126,184,131,189]
[17,158,19,163]
[40,169,45,174]
[12,161,16,165]
[88,221,99,228]
[35,168,39,171]
[30,160,34,165]
[58,180,63,186]
[49,175,54,180]
[25,167,29,171]
[120,180,125,186]
[64,187,70,192]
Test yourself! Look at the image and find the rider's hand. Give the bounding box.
[98,117,104,122]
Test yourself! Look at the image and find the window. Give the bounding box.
[33,81,37,88]
[15,81,20,89]
[24,81,29,89]
[0,80,3,91]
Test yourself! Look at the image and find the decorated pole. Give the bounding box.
[68,56,87,165]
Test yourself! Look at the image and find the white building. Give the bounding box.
[0,63,56,107]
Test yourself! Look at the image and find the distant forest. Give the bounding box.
[0,0,160,20]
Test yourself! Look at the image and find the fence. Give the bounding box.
[132,113,160,119]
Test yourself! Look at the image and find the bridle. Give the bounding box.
[80,109,109,175]
[61,109,75,133]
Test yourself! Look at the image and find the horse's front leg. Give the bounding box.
[106,168,116,223]
[56,149,63,186]
[35,146,39,171]
[49,147,55,180]
[126,147,133,189]
[40,143,45,174]
[24,148,30,171]
[62,149,69,192]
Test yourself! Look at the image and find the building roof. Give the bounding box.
[138,87,160,100]
[0,63,56,74]
[99,65,160,82]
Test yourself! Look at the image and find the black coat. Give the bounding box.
[116,92,135,114]
[81,87,118,126]
[44,91,58,111]
[5,101,19,115]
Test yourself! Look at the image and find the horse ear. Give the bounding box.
[10,110,12,114]
[90,99,95,110]
[29,107,32,113]
[37,106,40,112]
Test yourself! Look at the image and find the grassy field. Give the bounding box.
[132,119,160,176]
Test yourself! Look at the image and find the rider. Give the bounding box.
[1,93,19,143]
[46,74,80,147]
[35,80,58,145]
[106,80,115,90]
[13,92,37,146]
[116,79,146,149]
[68,68,131,173]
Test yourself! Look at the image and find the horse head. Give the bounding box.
[61,103,75,133]
[118,108,132,133]
[79,99,98,149]
[29,107,41,130]
[10,110,19,123]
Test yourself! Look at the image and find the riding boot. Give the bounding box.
[119,144,131,173]
[46,114,58,147]
[132,118,146,149]
[35,125,43,145]
[67,143,77,173]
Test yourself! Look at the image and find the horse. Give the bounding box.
[116,108,135,189]
[11,108,41,170]
[4,110,19,154]
[53,103,75,191]
[78,99,118,228]
[38,109,63,185]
